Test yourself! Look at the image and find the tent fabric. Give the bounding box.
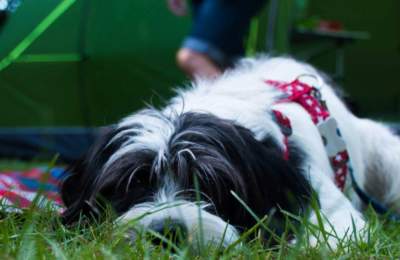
[0,0,189,127]
[1,0,398,126]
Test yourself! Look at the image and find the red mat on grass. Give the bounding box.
[0,167,65,212]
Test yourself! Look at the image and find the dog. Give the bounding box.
[61,57,400,248]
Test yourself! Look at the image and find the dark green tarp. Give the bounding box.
[0,0,190,127]
[0,0,399,128]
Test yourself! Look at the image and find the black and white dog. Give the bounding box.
[61,57,400,248]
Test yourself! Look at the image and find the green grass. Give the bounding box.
[1,206,400,259]
[1,162,400,259]
[1,197,399,259]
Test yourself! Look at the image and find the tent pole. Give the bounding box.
[0,0,77,72]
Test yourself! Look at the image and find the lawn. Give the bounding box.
[1,161,400,259]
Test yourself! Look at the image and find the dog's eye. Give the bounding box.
[128,170,153,189]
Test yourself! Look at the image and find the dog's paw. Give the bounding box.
[306,212,367,250]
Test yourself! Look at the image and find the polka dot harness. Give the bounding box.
[265,77,351,191]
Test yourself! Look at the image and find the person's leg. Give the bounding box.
[176,48,222,78]
[177,0,222,78]
[178,0,268,78]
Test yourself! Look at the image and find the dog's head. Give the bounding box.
[61,109,311,247]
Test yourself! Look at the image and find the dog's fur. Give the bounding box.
[61,57,400,247]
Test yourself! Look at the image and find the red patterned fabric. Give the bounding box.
[267,78,350,190]
[272,109,291,160]
[0,167,65,212]
[266,79,330,124]
[330,151,350,189]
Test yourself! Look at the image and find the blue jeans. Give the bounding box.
[182,0,268,68]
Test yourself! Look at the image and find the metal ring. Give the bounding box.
[296,74,323,89]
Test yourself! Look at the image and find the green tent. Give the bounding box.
[1,0,399,128]
[0,0,190,127]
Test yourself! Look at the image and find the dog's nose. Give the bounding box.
[148,219,188,247]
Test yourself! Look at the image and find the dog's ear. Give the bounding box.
[60,125,119,224]
[60,159,86,208]
[61,159,93,224]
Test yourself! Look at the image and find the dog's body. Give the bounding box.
[62,57,400,247]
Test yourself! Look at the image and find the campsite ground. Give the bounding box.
[1,161,400,259]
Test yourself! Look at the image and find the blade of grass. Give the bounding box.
[230,191,282,242]
[193,175,205,252]
[40,235,67,260]
[224,215,269,253]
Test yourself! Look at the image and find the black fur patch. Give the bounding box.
[167,113,311,235]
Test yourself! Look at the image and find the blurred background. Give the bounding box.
[0,0,399,162]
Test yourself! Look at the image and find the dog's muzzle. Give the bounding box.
[119,200,240,249]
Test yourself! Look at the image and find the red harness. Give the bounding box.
[266,78,350,190]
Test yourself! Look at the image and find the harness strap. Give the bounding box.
[267,78,349,190]
[267,77,400,220]
[272,110,291,160]
[348,167,400,221]
[266,79,330,124]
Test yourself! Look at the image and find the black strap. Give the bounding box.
[348,167,400,221]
